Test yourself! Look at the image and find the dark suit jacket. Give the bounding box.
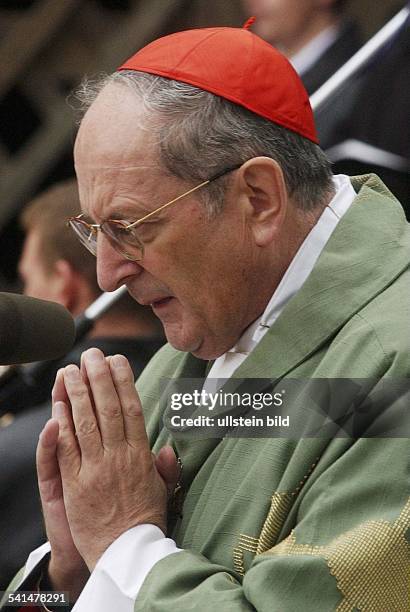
[302,20,362,150]
[302,20,362,96]
[330,24,410,213]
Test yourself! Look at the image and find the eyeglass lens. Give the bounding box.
[101,221,144,260]
[69,218,144,260]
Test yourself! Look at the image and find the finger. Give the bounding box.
[52,368,69,406]
[80,352,94,396]
[82,348,126,448]
[63,364,102,460]
[155,446,180,498]
[79,353,98,422]
[53,401,81,476]
[109,354,148,447]
[81,353,114,408]
[37,419,62,503]
[37,418,81,560]
[52,371,72,428]
[52,372,79,466]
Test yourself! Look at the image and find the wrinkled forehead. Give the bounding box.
[74,82,157,170]
[74,82,164,218]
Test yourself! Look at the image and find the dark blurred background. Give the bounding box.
[0,0,408,292]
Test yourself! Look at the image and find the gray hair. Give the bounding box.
[76,71,334,214]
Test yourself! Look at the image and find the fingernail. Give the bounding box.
[85,348,104,362]
[111,354,128,369]
[65,365,80,381]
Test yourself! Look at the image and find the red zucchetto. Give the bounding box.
[118,26,318,144]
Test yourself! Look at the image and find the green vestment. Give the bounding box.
[2,176,409,612]
[135,176,410,611]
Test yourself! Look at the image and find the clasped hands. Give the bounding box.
[36,348,179,598]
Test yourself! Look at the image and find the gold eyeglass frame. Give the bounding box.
[67,164,241,261]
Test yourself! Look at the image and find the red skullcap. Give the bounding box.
[118,27,318,144]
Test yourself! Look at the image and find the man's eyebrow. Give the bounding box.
[80,204,146,223]
[107,195,156,219]
[109,201,169,222]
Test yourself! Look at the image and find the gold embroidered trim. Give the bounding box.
[233,457,320,574]
[335,600,354,612]
[256,492,294,555]
[233,535,258,575]
[266,497,410,611]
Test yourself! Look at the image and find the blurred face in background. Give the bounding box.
[18,228,62,303]
[243,0,333,55]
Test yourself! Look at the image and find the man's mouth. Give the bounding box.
[126,285,174,309]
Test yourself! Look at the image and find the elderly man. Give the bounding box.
[2,25,409,612]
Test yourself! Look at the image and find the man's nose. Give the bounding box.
[96,234,142,292]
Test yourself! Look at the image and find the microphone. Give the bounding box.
[0,293,75,365]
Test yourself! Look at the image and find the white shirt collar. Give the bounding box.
[290,24,340,76]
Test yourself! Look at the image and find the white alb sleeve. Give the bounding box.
[72,524,181,611]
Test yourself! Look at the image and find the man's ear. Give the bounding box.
[53,259,78,311]
[239,157,288,247]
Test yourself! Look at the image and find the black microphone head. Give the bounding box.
[0,293,75,365]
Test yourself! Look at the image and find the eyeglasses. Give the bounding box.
[68,164,241,261]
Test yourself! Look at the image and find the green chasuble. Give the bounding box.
[134,176,410,611]
[2,176,408,612]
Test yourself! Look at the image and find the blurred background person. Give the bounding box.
[242,0,362,150]
[18,178,163,375]
[242,0,362,95]
[328,21,410,210]
[0,178,164,589]
[243,0,409,213]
